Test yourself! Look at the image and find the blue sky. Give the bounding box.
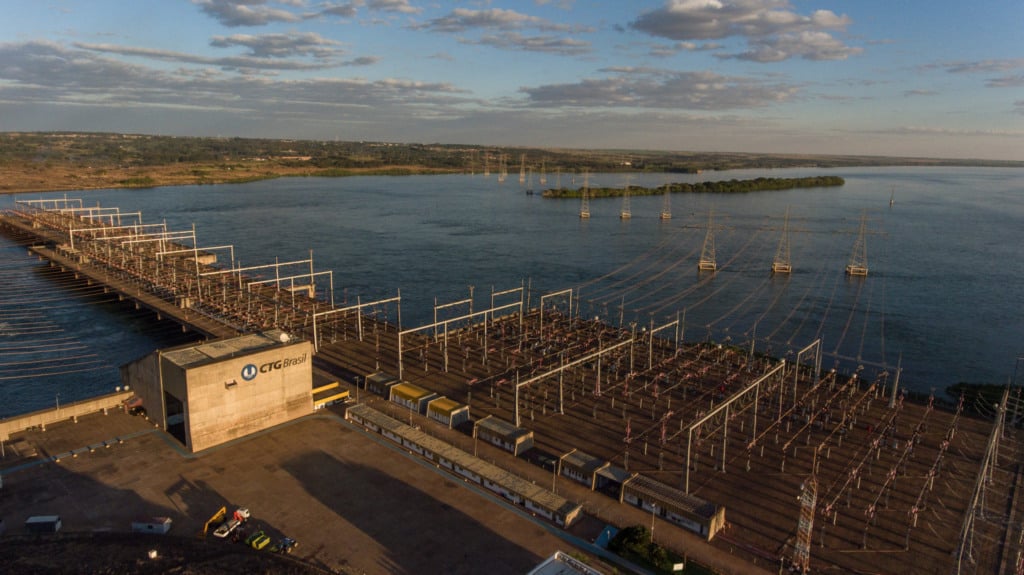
[0,0,1021,160]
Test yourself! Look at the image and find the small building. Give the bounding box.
[426,397,470,429]
[595,464,633,497]
[528,551,606,575]
[25,515,62,534]
[621,474,726,541]
[121,329,313,453]
[474,415,534,456]
[131,516,173,534]
[365,371,400,397]
[345,404,582,528]
[389,382,437,415]
[558,449,610,490]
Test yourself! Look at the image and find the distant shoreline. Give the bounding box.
[2,131,1021,196]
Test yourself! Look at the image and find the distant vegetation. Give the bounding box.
[542,176,845,198]
[1,131,1021,195]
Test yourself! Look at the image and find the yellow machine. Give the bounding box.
[200,506,227,538]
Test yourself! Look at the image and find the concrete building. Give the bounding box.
[365,371,400,397]
[558,449,610,490]
[474,415,534,456]
[389,382,437,415]
[426,397,470,429]
[620,474,726,541]
[121,329,313,452]
[346,404,582,528]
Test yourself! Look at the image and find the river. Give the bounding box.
[1,166,1021,417]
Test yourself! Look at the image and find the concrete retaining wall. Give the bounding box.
[0,390,134,441]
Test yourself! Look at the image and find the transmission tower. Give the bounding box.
[772,207,792,274]
[846,211,869,276]
[660,184,671,220]
[579,172,591,220]
[698,208,716,271]
[792,475,818,573]
[620,179,631,220]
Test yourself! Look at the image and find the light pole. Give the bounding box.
[651,503,658,543]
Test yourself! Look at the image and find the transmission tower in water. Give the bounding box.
[620,179,631,220]
[846,211,869,276]
[698,208,717,271]
[772,207,792,274]
[579,172,591,219]
[659,184,671,220]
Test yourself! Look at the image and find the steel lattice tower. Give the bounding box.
[792,476,818,573]
[579,172,591,219]
[698,208,716,271]
[660,185,671,220]
[846,211,868,276]
[772,207,792,274]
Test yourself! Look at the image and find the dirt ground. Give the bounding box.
[0,409,610,575]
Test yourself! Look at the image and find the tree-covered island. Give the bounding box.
[541,175,845,198]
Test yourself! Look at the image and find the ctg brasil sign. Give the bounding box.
[240,353,308,382]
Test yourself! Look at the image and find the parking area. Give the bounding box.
[0,409,592,575]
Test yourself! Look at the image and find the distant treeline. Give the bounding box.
[541,176,845,198]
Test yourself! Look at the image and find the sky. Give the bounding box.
[0,0,1022,160]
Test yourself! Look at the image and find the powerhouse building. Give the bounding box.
[121,329,313,452]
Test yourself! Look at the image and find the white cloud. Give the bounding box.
[209,32,342,59]
[193,0,308,27]
[520,68,798,110]
[74,38,372,72]
[462,32,590,56]
[414,8,574,33]
[724,31,862,62]
[320,1,362,18]
[631,0,857,63]
[367,0,420,14]
[0,41,461,116]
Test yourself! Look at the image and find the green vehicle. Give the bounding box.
[244,530,264,547]
[250,532,271,550]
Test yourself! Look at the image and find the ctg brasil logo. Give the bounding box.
[241,364,258,381]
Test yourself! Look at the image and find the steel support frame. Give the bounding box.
[685,361,786,493]
[954,387,1008,573]
[311,293,401,353]
[648,314,682,370]
[398,300,522,379]
[514,337,634,426]
[539,288,573,341]
[793,339,822,405]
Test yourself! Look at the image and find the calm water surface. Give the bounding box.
[1,166,1022,417]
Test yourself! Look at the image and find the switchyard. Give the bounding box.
[2,198,1021,575]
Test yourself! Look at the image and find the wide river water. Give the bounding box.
[1,166,1022,417]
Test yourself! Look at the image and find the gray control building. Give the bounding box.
[121,329,313,452]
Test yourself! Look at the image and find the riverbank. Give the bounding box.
[0,159,458,196]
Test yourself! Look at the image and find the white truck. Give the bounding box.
[212,507,250,538]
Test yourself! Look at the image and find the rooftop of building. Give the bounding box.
[161,329,300,369]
